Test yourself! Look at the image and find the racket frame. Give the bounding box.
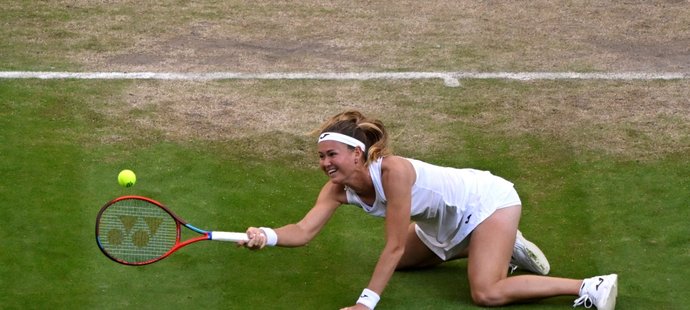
[95,195,247,266]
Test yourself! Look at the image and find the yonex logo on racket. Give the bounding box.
[106,215,166,248]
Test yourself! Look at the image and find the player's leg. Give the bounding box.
[396,223,445,270]
[466,205,582,306]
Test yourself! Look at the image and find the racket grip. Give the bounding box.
[209,231,249,242]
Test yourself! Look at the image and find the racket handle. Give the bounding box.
[209,231,249,242]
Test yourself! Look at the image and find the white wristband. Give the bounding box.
[259,227,278,246]
[356,288,380,309]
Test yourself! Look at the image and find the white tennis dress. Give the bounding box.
[345,157,521,260]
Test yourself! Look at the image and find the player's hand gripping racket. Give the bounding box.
[95,195,248,266]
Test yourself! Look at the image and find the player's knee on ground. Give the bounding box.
[470,286,507,307]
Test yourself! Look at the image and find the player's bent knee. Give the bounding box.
[470,287,505,307]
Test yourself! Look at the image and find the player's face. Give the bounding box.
[317,141,357,184]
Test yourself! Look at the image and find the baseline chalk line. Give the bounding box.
[1,71,688,87]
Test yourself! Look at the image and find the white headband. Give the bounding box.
[317,132,366,150]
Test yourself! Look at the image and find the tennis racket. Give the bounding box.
[95,195,248,266]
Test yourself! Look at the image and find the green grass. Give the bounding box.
[2,1,688,308]
[1,80,688,309]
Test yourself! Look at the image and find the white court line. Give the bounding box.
[1,71,688,87]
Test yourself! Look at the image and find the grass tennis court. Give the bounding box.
[1,1,689,309]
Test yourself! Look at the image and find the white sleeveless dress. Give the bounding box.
[345,157,521,260]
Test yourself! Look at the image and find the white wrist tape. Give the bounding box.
[259,227,278,246]
[356,288,380,309]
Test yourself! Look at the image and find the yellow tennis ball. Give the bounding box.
[118,169,136,188]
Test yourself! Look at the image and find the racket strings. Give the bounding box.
[97,199,177,264]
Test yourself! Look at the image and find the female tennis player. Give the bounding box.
[240,110,617,310]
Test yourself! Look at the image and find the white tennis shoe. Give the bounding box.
[509,230,550,275]
[573,274,618,310]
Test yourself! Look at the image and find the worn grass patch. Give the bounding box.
[2,1,689,72]
[95,79,689,164]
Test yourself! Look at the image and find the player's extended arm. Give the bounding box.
[244,181,344,248]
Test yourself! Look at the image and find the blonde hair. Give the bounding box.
[316,110,391,164]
